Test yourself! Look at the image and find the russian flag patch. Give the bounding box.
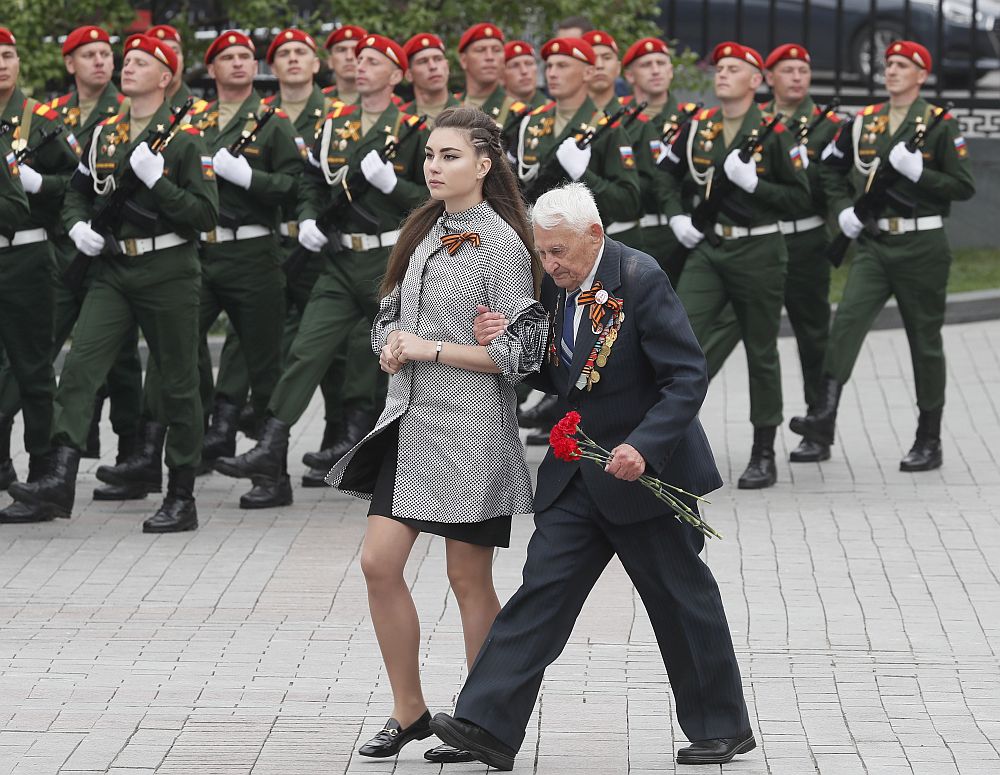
[953,136,967,158]
[66,132,81,157]
[789,144,804,169]
[201,155,215,179]
[6,151,18,176]
[619,145,635,169]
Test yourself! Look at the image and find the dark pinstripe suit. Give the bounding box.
[454,238,751,750]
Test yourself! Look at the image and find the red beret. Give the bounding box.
[458,23,505,53]
[403,33,445,60]
[123,34,179,76]
[541,37,596,66]
[205,30,255,65]
[764,43,811,69]
[146,25,181,44]
[0,27,16,47]
[712,41,764,70]
[356,34,407,71]
[62,26,111,56]
[886,39,932,71]
[622,37,670,68]
[325,25,366,51]
[581,31,618,54]
[267,28,317,64]
[504,40,535,61]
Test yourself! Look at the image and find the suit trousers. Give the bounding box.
[455,472,750,751]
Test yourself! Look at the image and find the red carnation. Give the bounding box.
[557,411,581,436]
[551,436,581,461]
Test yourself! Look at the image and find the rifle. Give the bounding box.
[655,102,703,170]
[521,103,631,202]
[217,106,276,229]
[621,101,648,131]
[62,97,195,292]
[796,98,840,144]
[282,113,427,281]
[501,103,533,155]
[667,112,784,268]
[0,119,14,139]
[825,101,952,267]
[13,125,65,165]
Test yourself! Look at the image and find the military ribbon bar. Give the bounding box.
[577,281,623,333]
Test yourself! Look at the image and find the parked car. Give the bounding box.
[660,0,1000,87]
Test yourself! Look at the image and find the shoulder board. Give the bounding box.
[929,104,955,121]
[324,103,359,121]
[826,111,842,124]
[771,121,787,134]
[272,107,290,120]
[29,102,60,121]
[262,94,278,106]
[115,92,126,105]
[398,99,414,112]
[680,102,699,113]
[621,95,634,105]
[509,100,526,114]
[189,99,214,116]
[391,94,403,107]
[697,106,720,120]
[860,102,885,116]
[50,93,73,109]
[401,112,427,130]
[99,113,124,127]
[177,124,202,136]
[531,101,556,116]
[322,85,337,96]
[633,112,650,123]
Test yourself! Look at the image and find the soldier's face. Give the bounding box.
[766,60,811,104]
[0,46,20,93]
[355,50,402,96]
[424,127,491,203]
[505,55,537,98]
[120,51,172,97]
[589,46,621,92]
[714,59,761,99]
[159,40,185,86]
[884,56,927,96]
[272,43,320,87]
[328,40,358,81]
[460,40,504,86]
[545,55,591,100]
[534,221,604,289]
[625,53,673,99]
[65,42,114,90]
[408,48,448,93]
[209,47,255,88]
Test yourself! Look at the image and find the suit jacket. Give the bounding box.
[531,238,723,524]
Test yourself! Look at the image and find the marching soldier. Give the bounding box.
[580,30,626,114]
[0,27,76,513]
[400,33,460,126]
[322,25,366,104]
[504,40,547,110]
[660,41,809,489]
[213,34,428,508]
[3,34,218,529]
[699,44,842,463]
[790,41,974,471]
[456,24,519,124]
[514,36,641,445]
[145,25,191,110]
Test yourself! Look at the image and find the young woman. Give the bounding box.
[325,107,547,763]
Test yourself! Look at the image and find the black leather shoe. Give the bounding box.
[239,474,293,509]
[525,428,550,446]
[790,375,842,447]
[518,394,559,429]
[357,710,432,758]
[676,731,756,765]
[424,744,477,763]
[300,466,327,487]
[83,394,103,459]
[214,417,290,481]
[143,467,198,533]
[900,408,943,472]
[738,427,777,489]
[430,713,516,771]
[0,501,57,524]
[789,437,830,463]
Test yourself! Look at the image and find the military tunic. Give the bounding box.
[58,100,219,468]
[822,97,974,411]
[661,101,810,428]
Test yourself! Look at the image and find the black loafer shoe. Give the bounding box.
[430,713,516,771]
[358,710,432,758]
[423,743,477,763]
[676,731,756,765]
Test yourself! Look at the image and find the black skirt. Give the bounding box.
[368,420,512,548]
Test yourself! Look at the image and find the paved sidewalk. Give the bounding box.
[2,319,999,775]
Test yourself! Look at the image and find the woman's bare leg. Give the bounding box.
[445,539,501,668]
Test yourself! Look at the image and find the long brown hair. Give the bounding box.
[380,106,541,298]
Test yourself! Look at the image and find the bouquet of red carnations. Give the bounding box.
[549,411,722,539]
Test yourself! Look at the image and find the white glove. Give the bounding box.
[797,144,810,170]
[888,142,923,183]
[129,142,164,189]
[18,163,43,194]
[723,149,758,193]
[837,207,864,239]
[361,149,397,194]
[297,218,328,252]
[669,214,704,249]
[555,137,592,181]
[212,149,253,189]
[69,221,106,257]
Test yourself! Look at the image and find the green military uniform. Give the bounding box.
[57,101,219,468]
[458,83,522,128]
[0,92,78,457]
[822,98,974,411]
[267,101,428,426]
[168,81,192,111]
[398,92,461,128]
[321,84,359,105]
[700,98,842,411]
[662,102,810,429]
[519,90,549,112]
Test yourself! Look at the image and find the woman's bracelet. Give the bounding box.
[435,341,443,362]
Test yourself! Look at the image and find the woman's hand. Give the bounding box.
[389,332,436,363]
[380,343,404,374]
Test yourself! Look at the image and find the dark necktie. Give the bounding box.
[560,289,579,367]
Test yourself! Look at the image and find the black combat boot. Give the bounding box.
[518,394,560,429]
[239,473,294,509]
[199,398,240,473]
[738,427,778,489]
[143,466,198,533]
[300,415,343,469]
[92,432,140,500]
[789,408,831,462]
[900,408,943,472]
[238,404,259,439]
[0,412,15,491]
[94,421,165,499]
[2,447,80,522]
[302,408,373,471]
[83,395,104,459]
[789,375,842,447]
[214,416,290,481]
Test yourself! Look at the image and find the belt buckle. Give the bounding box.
[205,229,218,244]
[888,217,901,235]
[123,238,139,257]
[722,224,733,238]
[287,222,299,239]
[351,234,364,251]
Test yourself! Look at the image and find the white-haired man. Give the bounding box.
[432,183,754,770]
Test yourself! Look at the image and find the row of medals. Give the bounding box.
[576,310,625,391]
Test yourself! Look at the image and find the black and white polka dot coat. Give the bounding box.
[326,200,549,523]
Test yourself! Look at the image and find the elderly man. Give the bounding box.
[431,183,754,769]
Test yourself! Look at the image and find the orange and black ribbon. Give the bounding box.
[577,281,623,332]
[440,231,481,255]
